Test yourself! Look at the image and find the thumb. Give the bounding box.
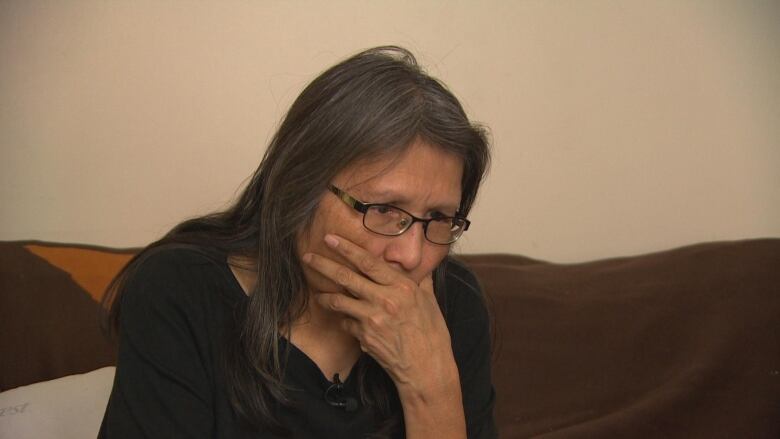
[419,274,434,295]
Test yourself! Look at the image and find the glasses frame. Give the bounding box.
[327,184,470,245]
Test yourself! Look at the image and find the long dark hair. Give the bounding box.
[103,46,490,435]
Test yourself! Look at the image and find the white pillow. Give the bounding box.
[0,367,115,439]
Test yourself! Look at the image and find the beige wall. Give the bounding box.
[1,0,778,262]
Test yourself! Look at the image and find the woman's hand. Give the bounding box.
[302,233,466,438]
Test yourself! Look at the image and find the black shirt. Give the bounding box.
[99,248,496,438]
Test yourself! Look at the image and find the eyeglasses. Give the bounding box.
[327,184,470,245]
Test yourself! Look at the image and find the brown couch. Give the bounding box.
[1,239,778,437]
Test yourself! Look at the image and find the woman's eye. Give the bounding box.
[376,206,393,214]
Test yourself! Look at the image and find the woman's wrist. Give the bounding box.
[395,354,460,401]
[397,362,467,439]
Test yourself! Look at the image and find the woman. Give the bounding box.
[100,46,495,438]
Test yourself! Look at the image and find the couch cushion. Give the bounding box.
[0,241,134,390]
[459,239,780,438]
[0,366,115,439]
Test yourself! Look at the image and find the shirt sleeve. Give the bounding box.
[99,250,217,438]
[444,259,498,439]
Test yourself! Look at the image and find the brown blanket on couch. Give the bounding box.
[1,239,778,437]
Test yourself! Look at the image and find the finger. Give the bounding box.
[419,274,434,294]
[323,234,400,286]
[316,292,373,320]
[303,252,383,301]
[340,319,392,368]
[418,274,440,308]
[340,319,374,358]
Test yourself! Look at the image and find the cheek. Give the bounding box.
[300,200,352,254]
[297,203,371,273]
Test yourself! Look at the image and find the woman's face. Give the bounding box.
[298,139,464,295]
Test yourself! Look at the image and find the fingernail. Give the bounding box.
[302,253,312,263]
[324,234,339,248]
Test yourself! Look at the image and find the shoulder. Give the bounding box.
[441,257,495,406]
[120,245,240,314]
[132,245,223,277]
[443,256,481,294]
[440,256,489,327]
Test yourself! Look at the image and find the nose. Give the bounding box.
[383,222,425,272]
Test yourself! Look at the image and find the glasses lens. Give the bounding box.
[364,205,467,245]
[364,205,411,235]
[426,218,465,244]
